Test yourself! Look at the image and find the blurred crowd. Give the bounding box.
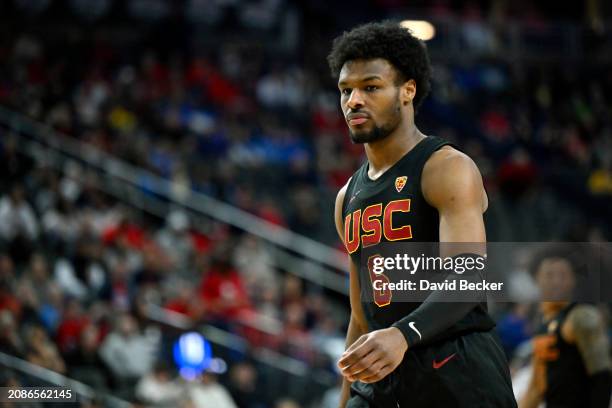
[1,0,612,407]
[1,10,610,245]
[0,139,345,406]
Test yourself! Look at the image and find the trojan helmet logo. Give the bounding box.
[395,176,407,193]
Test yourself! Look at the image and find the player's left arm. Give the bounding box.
[566,304,611,407]
[424,146,487,244]
[388,147,488,351]
[339,147,488,383]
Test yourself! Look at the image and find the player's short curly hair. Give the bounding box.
[327,21,432,112]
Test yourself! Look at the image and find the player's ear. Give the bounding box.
[400,79,416,106]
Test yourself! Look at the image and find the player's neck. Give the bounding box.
[540,301,570,320]
[364,123,425,180]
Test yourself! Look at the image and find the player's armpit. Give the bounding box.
[567,304,611,375]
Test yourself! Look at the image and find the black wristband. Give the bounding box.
[391,253,486,348]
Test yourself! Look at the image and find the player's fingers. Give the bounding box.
[338,344,375,374]
[343,334,368,355]
[342,348,383,378]
[338,336,373,369]
[350,359,385,381]
[359,364,392,383]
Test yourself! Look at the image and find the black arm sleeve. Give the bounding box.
[589,370,611,408]
[391,253,486,348]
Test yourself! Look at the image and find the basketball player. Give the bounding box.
[519,250,611,408]
[328,22,517,407]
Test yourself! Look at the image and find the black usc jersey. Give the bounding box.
[536,303,591,408]
[341,136,494,347]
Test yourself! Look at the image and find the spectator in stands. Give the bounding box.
[23,324,66,374]
[53,239,109,301]
[0,136,33,193]
[164,279,204,321]
[496,303,532,358]
[281,302,313,363]
[281,274,304,307]
[14,278,40,327]
[320,379,341,408]
[188,372,237,408]
[132,240,171,290]
[65,323,108,391]
[41,197,81,247]
[274,398,301,408]
[98,313,160,397]
[0,253,15,285]
[135,361,183,407]
[0,310,24,357]
[156,210,195,273]
[56,298,90,355]
[23,253,51,303]
[106,260,132,311]
[253,283,281,321]
[233,234,277,297]
[0,258,21,322]
[38,283,64,334]
[199,248,251,322]
[227,361,268,408]
[0,185,39,264]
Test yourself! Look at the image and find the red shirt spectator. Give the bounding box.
[56,299,90,354]
[102,221,148,250]
[199,258,251,320]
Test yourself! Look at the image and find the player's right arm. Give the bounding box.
[518,355,546,408]
[335,180,368,408]
[520,327,561,408]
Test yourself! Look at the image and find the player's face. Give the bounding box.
[535,258,576,301]
[338,59,402,144]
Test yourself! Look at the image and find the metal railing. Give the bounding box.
[0,352,131,407]
[0,106,349,295]
[0,110,341,400]
[147,304,336,385]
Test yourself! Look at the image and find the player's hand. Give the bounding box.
[532,334,558,362]
[337,327,408,383]
[531,335,555,396]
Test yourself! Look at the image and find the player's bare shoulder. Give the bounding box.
[564,303,611,374]
[421,145,488,212]
[565,304,605,340]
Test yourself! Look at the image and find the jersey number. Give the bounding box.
[367,254,392,307]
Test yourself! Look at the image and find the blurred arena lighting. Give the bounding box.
[400,20,436,41]
[174,332,216,380]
